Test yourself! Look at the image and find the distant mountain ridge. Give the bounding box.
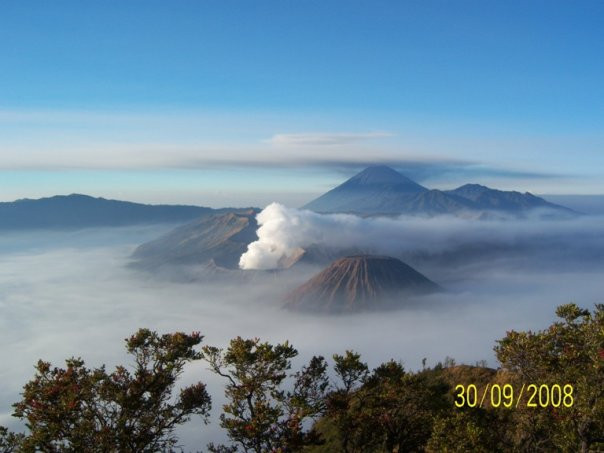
[445,184,564,211]
[284,255,441,313]
[129,165,576,278]
[0,194,251,230]
[303,165,574,216]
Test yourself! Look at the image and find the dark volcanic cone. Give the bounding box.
[284,255,442,314]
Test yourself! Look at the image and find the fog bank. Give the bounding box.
[1,225,602,448]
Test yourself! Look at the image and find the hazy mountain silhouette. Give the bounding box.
[128,165,575,275]
[303,165,573,216]
[284,255,441,314]
[0,194,235,230]
[303,165,429,214]
[131,209,260,270]
[445,184,568,211]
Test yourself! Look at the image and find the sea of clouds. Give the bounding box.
[1,212,603,448]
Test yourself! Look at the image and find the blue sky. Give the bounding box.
[1,1,603,206]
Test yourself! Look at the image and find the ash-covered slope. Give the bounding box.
[131,208,366,275]
[285,255,441,313]
[131,209,259,270]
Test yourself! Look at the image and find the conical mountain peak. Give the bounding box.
[303,165,574,216]
[303,166,428,214]
[284,255,441,313]
[347,165,420,186]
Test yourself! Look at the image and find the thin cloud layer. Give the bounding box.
[0,109,568,181]
[267,132,393,147]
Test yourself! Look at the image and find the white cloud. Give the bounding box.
[267,131,393,147]
[0,108,600,194]
[239,203,604,270]
[2,223,604,446]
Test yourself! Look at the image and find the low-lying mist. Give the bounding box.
[1,217,603,448]
[240,203,604,271]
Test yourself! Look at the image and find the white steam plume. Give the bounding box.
[239,203,604,270]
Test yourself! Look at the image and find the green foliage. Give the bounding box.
[1,303,602,452]
[426,409,509,453]
[203,337,328,453]
[0,426,24,453]
[324,358,449,453]
[323,351,369,452]
[11,329,210,452]
[332,351,369,393]
[495,303,604,452]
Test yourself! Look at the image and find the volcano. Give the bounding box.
[284,255,441,314]
[131,209,259,270]
[303,165,573,216]
[303,165,429,214]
